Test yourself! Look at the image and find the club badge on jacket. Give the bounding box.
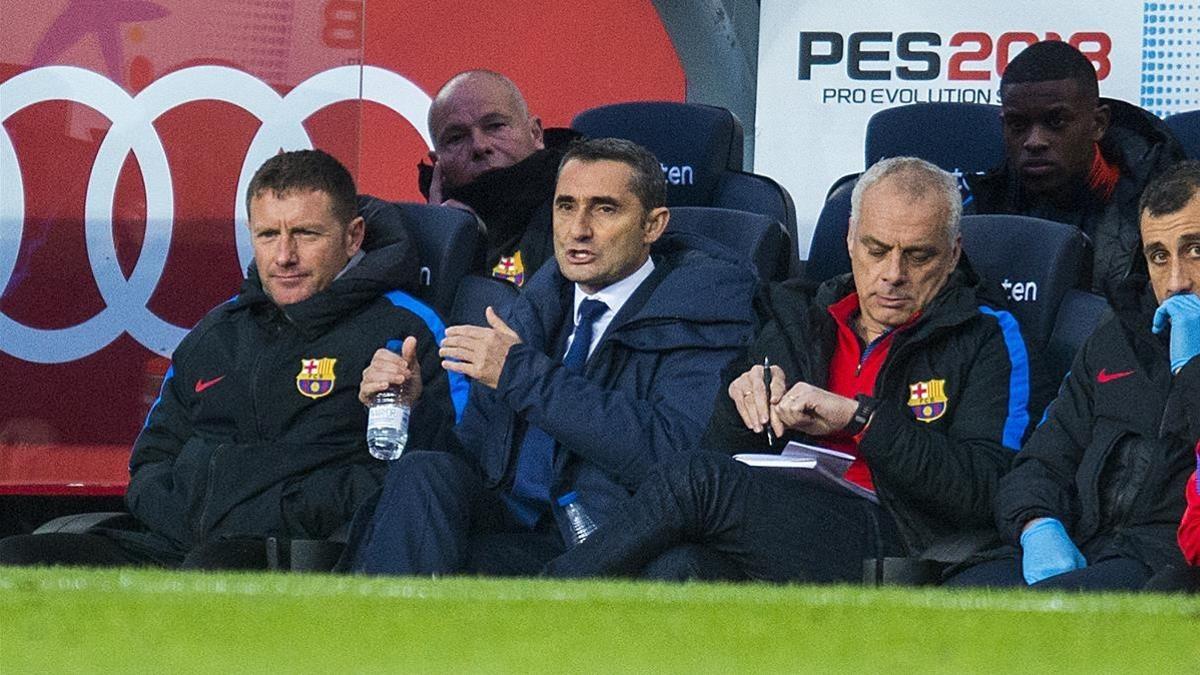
[297,358,337,399]
[492,251,525,286]
[908,378,948,422]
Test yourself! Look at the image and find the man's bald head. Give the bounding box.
[428,70,529,131]
[426,70,544,189]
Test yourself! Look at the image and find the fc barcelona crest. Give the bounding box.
[296,358,337,399]
[907,379,948,423]
[492,251,525,286]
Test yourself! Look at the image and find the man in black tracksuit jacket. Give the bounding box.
[545,157,1037,583]
[948,161,1200,591]
[0,150,457,569]
[964,97,1183,298]
[945,272,1194,589]
[962,41,1185,298]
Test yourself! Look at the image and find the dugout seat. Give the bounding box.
[571,101,801,276]
[804,175,857,283]
[864,103,1004,172]
[667,206,791,282]
[807,103,1005,283]
[1047,289,1110,380]
[1165,109,1200,160]
[358,194,422,288]
[571,101,744,190]
[960,214,1090,351]
[384,200,482,318]
[449,275,521,328]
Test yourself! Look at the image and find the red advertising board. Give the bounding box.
[0,0,685,494]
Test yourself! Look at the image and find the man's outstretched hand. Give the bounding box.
[440,307,522,389]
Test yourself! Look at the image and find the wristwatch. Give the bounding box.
[843,394,879,436]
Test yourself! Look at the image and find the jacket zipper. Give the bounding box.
[193,442,224,540]
[250,314,284,441]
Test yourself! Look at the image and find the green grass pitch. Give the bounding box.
[2,566,1198,673]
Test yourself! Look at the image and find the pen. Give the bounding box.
[763,356,775,447]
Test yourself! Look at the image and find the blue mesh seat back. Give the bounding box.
[804,175,857,283]
[865,103,1003,172]
[961,214,1090,347]
[391,202,481,317]
[1165,110,1200,160]
[449,275,520,328]
[715,171,800,277]
[571,101,743,205]
[668,206,790,282]
[1047,289,1110,381]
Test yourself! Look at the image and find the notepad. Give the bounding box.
[734,441,878,504]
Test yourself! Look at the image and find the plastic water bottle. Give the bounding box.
[557,491,598,544]
[366,386,409,460]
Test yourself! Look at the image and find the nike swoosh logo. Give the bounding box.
[1096,368,1135,384]
[194,376,225,393]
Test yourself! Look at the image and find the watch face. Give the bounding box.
[846,395,877,435]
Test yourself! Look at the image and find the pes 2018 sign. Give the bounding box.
[756,1,1198,259]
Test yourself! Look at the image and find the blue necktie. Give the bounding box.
[508,298,608,525]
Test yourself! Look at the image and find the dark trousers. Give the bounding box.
[345,450,741,578]
[0,532,276,571]
[944,554,1152,591]
[640,544,746,581]
[544,452,903,583]
[348,451,566,575]
[1143,565,1200,593]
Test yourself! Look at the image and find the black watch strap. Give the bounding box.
[843,394,879,436]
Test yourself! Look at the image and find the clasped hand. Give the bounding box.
[358,336,423,406]
[728,365,858,438]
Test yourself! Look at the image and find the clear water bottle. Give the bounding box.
[366,386,409,460]
[557,491,598,544]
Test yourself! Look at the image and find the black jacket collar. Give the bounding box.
[235,234,414,340]
[420,128,582,257]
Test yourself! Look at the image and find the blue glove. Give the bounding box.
[1019,517,1086,585]
[1152,293,1200,374]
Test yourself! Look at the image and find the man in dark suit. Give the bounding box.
[348,138,758,575]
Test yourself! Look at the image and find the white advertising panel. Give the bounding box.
[756,1,1200,258]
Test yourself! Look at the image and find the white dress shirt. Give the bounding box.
[567,257,656,361]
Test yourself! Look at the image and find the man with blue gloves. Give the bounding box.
[1152,191,1200,592]
[948,160,1200,590]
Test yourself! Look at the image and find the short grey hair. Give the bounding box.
[849,156,962,245]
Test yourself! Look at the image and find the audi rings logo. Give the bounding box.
[0,65,432,364]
